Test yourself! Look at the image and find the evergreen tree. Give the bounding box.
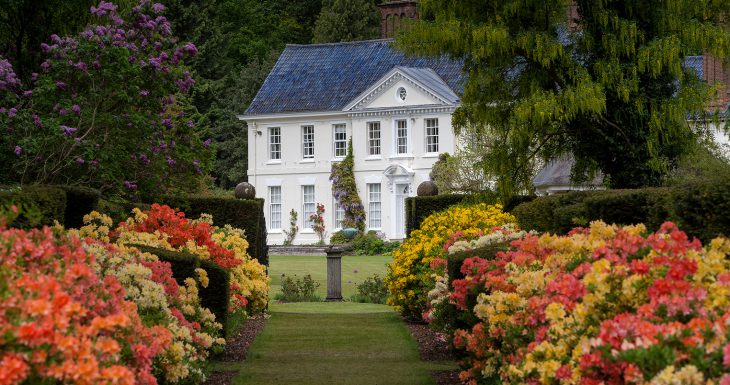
[398,1,730,197]
[312,0,380,44]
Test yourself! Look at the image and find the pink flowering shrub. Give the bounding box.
[451,221,730,385]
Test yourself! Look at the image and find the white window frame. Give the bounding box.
[302,185,316,229]
[268,127,281,161]
[394,119,410,156]
[333,124,347,158]
[268,186,282,230]
[425,118,439,154]
[367,121,381,156]
[367,183,382,230]
[333,198,345,230]
[301,125,315,159]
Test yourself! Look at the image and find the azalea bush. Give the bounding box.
[425,225,530,334]
[88,204,269,313]
[385,203,516,320]
[0,225,169,385]
[0,1,213,198]
[453,221,730,385]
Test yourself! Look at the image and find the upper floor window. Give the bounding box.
[302,125,314,159]
[269,127,281,160]
[425,118,439,153]
[269,186,282,230]
[368,122,381,156]
[395,119,408,155]
[333,124,347,158]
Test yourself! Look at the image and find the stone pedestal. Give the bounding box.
[325,245,351,301]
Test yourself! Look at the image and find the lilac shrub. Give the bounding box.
[0,1,213,199]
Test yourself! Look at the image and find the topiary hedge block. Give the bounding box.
[670,179,730,243]
[130,244,230,328]
[158,195,268,266]
[0,185,67,228]
[405,194,468,237]
[55,185,100,229]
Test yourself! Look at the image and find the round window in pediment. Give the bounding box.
[397,87,407,102]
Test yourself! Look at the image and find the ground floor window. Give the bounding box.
[367,183,381,229]
[269,186,281,229]
[302,185,315,228]
[334,198,345,229]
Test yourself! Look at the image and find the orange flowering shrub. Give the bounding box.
[0,226,169,385]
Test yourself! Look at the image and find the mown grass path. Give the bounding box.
[229,302,454,385]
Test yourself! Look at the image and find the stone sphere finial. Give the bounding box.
[234,182,256,199]
[417,181,438,196]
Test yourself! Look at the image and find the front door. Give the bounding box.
[394,183,409,239]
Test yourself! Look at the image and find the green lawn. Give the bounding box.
[227,303,454,385]
[268,254,392,300]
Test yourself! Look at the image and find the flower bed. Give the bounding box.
[449,221,730,385]
[82,204,270,314]
[385,203,516,320]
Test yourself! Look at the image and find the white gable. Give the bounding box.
[344,66,459,111]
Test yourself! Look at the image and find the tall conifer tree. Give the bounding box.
[398,1,730,196]
[313,0,380,43]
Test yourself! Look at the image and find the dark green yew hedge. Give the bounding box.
[0,185,100,229]
[405,192,499,237]
[512,180,730,243]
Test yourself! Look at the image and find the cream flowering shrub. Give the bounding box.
[386,203,517,320]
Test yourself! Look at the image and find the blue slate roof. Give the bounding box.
[396,66,460,104]
[245,39,465,115]
[684,55,704,80]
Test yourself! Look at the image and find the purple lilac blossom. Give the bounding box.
[56,81,66,90]
[72,105,81,114]
[166,156,176,165]
[203,138,212,147]
[14,146,21,155]
[61,125,77,136]
[7,108,17,118]
[91,1,117,16]
[33,114,42,128]
[76,158,85,165]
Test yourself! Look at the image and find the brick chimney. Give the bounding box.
[378,1,418,38]
[703,53,730,109]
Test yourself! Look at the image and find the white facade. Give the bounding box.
[242,67,459,244]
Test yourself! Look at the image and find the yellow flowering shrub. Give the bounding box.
[386,203,516,319]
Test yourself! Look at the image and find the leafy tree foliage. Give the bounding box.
[165,0,324,188]
[313,0,380,44]
[398,0,730,197]
[0,1,212,199]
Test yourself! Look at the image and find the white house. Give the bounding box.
[240,39,463,244]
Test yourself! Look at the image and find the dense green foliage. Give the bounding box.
[275,274,320,302]
[398,0,730,197]
[164,0,324,188]
[513,180,730,242]
[130,244,231,328]
[160,195,268,265]
[57,185,101,229]
[330,139,366,231]
[351,274,388,304]
[312,0,380,44]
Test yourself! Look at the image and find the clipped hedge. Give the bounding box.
[0,185,67,228]
[512,182,730,243]
[57,185,101,229]
[130,244,231,328]
[405,193,501,237]
[157,195,268,266]
[671,180,730,242]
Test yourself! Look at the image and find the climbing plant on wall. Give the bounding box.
[330,139,366,231]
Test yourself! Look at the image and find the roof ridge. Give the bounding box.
[285,38,394,48]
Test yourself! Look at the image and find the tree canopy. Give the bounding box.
[398,0,730,197]
[312,0,380,44]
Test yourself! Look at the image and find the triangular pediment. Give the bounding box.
[344,66,459,111]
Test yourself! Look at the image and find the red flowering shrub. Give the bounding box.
[0,226,169,385]
[450,221,730,385]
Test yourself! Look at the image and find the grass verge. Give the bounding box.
[268,254,392,300]
[233,303,449,385]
